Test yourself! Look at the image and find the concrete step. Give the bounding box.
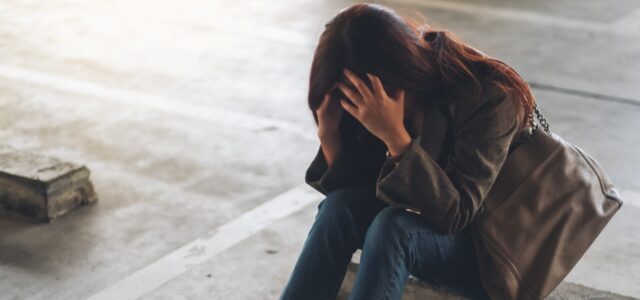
[338,250,638,300]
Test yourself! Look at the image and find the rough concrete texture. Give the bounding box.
[0,146,97,221]
[338,250,469,300]
[339,251,639,300]
[0,0,639,299]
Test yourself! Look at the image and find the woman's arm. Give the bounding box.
[375,87,522,234]
[305,131,374,195]
[306,83,378,195]
[318,128,341,167]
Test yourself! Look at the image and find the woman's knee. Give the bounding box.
[369,206,439,233]
[364,207,439,249]
[313,187,370,234]
[364,207,409,245]
[364,207,445,255]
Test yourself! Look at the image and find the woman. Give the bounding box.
[280,3,535,300]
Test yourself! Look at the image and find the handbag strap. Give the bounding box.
[527,100,551,134]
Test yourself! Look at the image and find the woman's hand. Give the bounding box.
[338,68,412,158]
[316,82,344,136]
[315,84,343,166]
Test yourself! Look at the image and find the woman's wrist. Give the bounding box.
[384,127,412,159]
[385,149,404,163]
[317,126,340,139]
[318,128,342,167]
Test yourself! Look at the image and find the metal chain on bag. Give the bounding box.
[528,101,551,134]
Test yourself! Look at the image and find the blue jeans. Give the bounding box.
[279,187,491,300]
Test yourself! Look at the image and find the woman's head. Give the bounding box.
[308,3,535,133]
[309,4,438,122]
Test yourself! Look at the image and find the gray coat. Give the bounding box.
[304,75,531,298]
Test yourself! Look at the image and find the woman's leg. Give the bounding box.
[279,187,388,300]
[349,206,490,300]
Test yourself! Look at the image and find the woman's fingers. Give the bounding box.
[366,73,387,98]
[317,87,346,131]
[338,81,364,107]
[317,92,331,113]
[342,69,373,101]
[327,81,339,96]
[318,83,339,111]
[339,98,359,118]
[394,89,406,104]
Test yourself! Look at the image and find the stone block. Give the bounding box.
[0,146,98,222]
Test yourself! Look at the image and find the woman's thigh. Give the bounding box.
[317,187,389,247]
[371,207,487,298]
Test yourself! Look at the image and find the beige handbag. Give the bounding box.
[470,104,624,299]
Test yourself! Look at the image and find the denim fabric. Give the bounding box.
[279,187,491,300]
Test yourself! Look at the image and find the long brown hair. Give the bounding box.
[308,3,534,135]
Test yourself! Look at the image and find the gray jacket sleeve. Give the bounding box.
[375,88,522,234]
[305,129,387,196]
[304,145,361,195]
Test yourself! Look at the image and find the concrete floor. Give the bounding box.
[0,0,639,299]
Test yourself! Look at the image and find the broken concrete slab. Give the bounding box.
[0,146,98,222]
[338,250,639,300]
